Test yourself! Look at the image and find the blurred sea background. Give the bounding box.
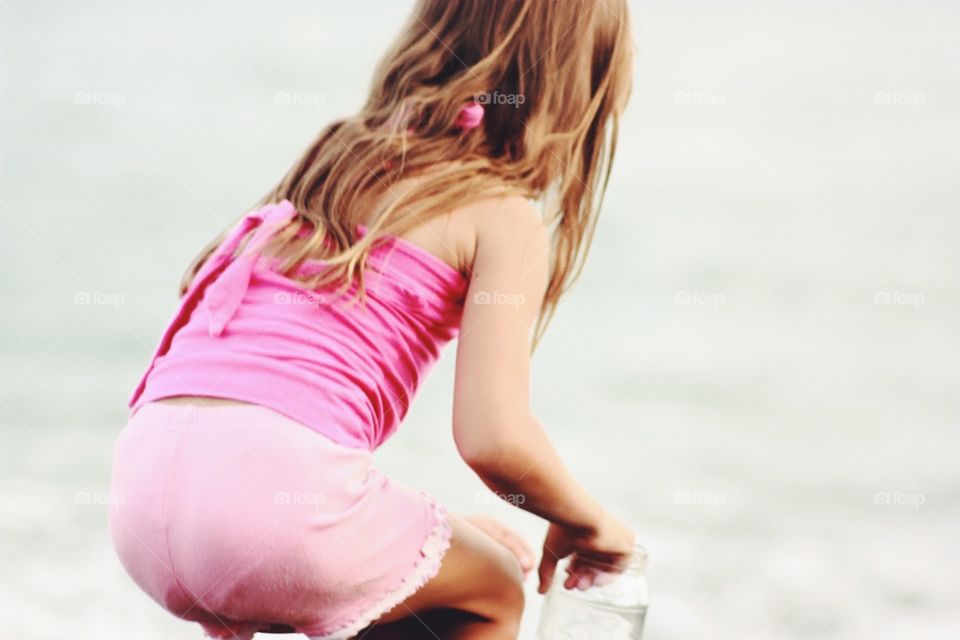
[2,1,958,638]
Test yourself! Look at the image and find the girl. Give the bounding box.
[109,1,636,638]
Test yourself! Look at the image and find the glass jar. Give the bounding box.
[537,543,649,640]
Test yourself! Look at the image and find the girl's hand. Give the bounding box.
[537,512,635,594]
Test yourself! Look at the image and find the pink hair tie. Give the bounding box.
[455,102,484,131]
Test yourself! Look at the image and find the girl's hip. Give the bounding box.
[110,399,391,532]
[107,399,448,636]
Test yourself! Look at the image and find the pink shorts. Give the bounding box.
[108,400,451,639]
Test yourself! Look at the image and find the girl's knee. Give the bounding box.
[485,545,526,627]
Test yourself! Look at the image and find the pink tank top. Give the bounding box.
[128,200,468,450]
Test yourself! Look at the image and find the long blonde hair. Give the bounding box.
[182,0,633,346]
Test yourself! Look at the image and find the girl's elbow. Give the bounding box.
[452,413,532,474]
[453,424,501,471]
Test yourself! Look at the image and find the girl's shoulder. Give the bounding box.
[454,194,548,274]
[399,193,544,278]
[367,163,543,277]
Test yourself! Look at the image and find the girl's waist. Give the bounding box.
[132,351,397,450]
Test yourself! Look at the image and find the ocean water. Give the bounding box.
[2,1,958,638]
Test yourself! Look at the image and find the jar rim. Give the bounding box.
[627,542,648,573]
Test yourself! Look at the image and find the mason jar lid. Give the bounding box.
[625,542,648,575]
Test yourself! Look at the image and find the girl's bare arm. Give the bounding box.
[452,196,604,534]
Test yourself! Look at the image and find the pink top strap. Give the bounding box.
[129,201,296,407]
[203,200,298,336]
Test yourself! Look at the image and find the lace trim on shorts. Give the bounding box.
[305,495,453,640]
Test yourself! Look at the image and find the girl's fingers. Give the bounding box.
[563,556,626,590]
[538,545,560,594]
[592,570,617,587]
[565,559,586,590]
[564,566,594,590]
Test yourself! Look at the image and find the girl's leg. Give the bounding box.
[357,513,526,640]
